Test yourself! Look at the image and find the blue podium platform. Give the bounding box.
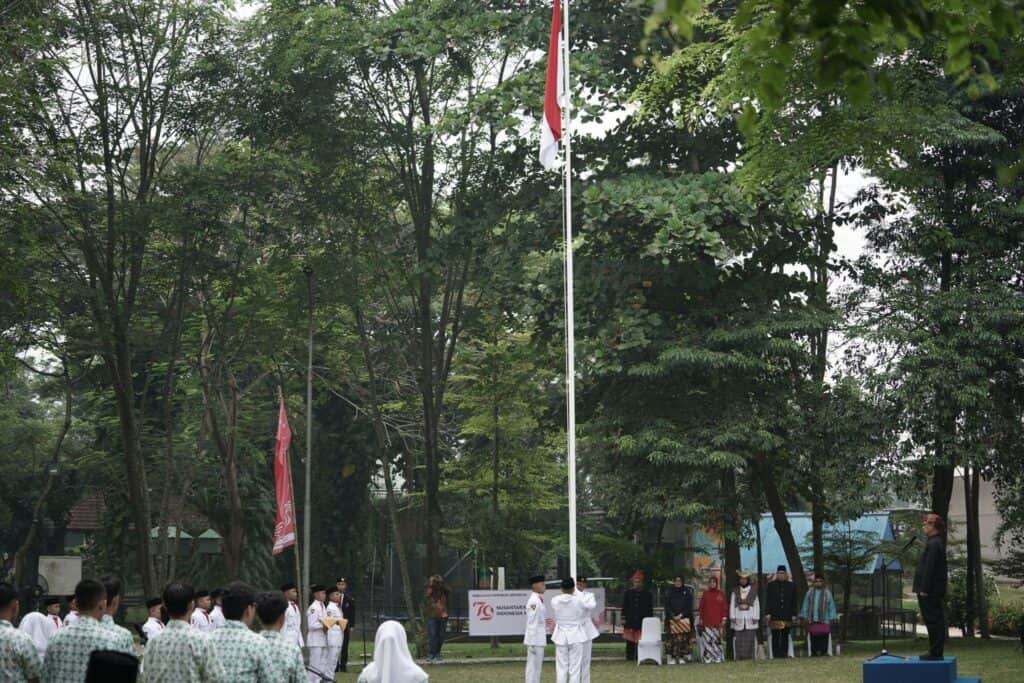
[862,655,980,683]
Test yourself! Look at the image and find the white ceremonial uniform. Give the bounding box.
[523,591,547,683]
[142,616,164,643]
[551,592,588,683]
[62,611,80,627]
[190,607,213,632]
[306,600,330,683]
[209,605,226,630]
[19,611,61,658]
[578,591,599,683]
[325,601,345,675]
[282,600,304,648]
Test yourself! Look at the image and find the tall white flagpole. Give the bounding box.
[561,0,578,582]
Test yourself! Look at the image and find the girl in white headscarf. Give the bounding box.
[357,620,428,683]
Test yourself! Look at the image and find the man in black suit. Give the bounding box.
[765,564,798,658]
[335,577,355,672]
[913,513,948,660]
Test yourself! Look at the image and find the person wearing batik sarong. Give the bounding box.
[621,569,652,661]
[697,575,727,664]
[664,576,694,664]
[729,570,760,661]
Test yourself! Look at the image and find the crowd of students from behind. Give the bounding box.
[0,575,429,683]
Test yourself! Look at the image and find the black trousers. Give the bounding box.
[625,641,637,660]
[810,632,829,656]
[770,628,791,657]
[918,594,946,658]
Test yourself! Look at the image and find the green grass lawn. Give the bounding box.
[334,638,1020,682]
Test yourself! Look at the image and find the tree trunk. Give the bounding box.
[811,503,825,578]
[110,353,156,596]
[753,453,808,599]
[963,467,976,636]
[969,469,990,637]
[13,365,73,587]
[353,304,425,650]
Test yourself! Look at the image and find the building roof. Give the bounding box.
[67,493,105,530]
[150,526,193,540]
[740,512,901,575]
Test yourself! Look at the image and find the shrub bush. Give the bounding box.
[989,601,1024,637]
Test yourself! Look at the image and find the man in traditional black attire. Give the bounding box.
[765,564,797,658]
[621,569,653,661]
[914,513,948,660]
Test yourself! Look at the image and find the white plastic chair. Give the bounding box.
[636,616,663,665]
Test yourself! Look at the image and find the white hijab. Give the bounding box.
[357,620,428,683]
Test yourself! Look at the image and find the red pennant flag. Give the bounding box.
[272,399,296,555]
[539,0,563,170]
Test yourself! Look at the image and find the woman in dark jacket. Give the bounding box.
[664,576,694,664]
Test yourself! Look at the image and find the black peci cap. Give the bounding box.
[145,597,162,609]
[529,575,545,585]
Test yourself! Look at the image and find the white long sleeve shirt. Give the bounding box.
[578,590,599,641]
[142,616,164,642]
[729,586,760,631]
[523,592,547,646]
[550,592,588,645]
[190,608,213,632]
[281,601,304,648]
[326,602,345,647]
[306,600,328,647]
[209,605,226,630]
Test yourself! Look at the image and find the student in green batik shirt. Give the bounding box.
[141,582,223,683]
[42,579,136,682]
[256,591,305,683]
[0,581,42,682]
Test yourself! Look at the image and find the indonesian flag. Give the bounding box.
[272,399,296,555]
[539,0,563,170]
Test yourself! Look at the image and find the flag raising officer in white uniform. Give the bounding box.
[18,596,63,659]
[142,597,164,642]
[523,574,548,683]
[551,577,589,683]
[306,584,330,683]
[190,589,213,632]
[280,582,304,648]
[208,588,226,629]
[575,577,598,682]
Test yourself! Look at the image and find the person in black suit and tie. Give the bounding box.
[335,577,355,672]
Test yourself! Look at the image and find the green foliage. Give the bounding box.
[947,564,999,632]
[650,0,1024,122]
[988,600,1024,637]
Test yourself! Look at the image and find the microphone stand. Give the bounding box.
[867,534,918,661]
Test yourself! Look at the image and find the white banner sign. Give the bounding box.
[468,588,606,637]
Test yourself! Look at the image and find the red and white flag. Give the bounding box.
[539,0,563,170]
[272,399,296,555]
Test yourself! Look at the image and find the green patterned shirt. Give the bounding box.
[101,614,137,654]
[41,615,136,683]
[207,620,272,683]
[259,630,305,683]
[0,620,42,682]
[141,619,224,682]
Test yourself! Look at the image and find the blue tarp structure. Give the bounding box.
[740,512,900,574]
